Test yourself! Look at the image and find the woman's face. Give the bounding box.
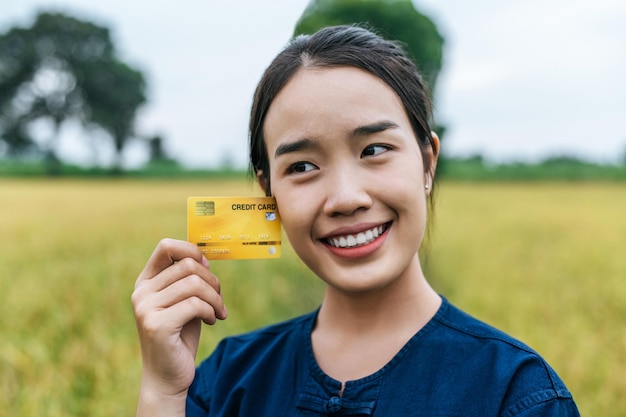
[262,66,436,294]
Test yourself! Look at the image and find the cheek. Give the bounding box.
[275,191,311,240]
[387,180,429,222]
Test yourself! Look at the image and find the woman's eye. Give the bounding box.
[287,161,316,174]
[362,144,391,157]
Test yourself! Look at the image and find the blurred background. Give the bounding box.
[1,1,625,416]
[1,0,625,176]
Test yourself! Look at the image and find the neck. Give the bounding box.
[316,257,441,337]
[310,257,442,383]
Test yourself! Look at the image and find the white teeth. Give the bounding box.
[326,225,386,248]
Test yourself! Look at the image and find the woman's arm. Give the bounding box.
[132,239,228,417]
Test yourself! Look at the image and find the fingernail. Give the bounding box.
[201,256,209,268]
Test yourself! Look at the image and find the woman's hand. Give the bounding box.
[132,238,228,416]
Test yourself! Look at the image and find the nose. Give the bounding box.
[322,168,373,217]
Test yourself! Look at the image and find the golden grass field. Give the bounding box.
[1,178,624,416]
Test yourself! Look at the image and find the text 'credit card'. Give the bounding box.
[187,196,281,260]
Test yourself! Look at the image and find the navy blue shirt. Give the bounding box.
[187,297,580,416]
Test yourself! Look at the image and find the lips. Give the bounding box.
[324,223,390,249]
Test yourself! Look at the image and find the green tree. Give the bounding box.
[294,0,444,95]
[0,11,146,172]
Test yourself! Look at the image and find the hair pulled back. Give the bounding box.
[249,25,436,195]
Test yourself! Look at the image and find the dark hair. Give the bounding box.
[249,25,437,196]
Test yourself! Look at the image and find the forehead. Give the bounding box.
[273,65,398,109]
[263,66,408,144]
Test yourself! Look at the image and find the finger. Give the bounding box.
[154,273,227,320]
[133,264,227,322]
[133,284,226,344]
[160,296,223,329]
[136,297,219,352]
[137,238,207,285]
[150,257,221,295]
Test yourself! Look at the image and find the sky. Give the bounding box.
[1,0,625,168]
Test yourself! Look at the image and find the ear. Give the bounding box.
[256,170,268,195]
[426,131,440,179]
[430,131,440,157]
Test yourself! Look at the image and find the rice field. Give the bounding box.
[1,178,624,416]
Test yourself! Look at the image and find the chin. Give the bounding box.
[317,263,403,295]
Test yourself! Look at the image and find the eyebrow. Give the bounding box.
[274,138,318,158]
[350,120,399,138]
[273,120,400,159]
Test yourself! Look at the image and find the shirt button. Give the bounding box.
[325,396,342,413]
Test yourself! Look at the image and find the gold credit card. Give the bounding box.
[187,196,281,260]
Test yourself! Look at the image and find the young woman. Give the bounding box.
[132,25,580,416]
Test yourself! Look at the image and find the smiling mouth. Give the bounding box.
[323,222,391,249]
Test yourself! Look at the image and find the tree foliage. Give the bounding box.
[294,0,444,95]
[0,11,146,170]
